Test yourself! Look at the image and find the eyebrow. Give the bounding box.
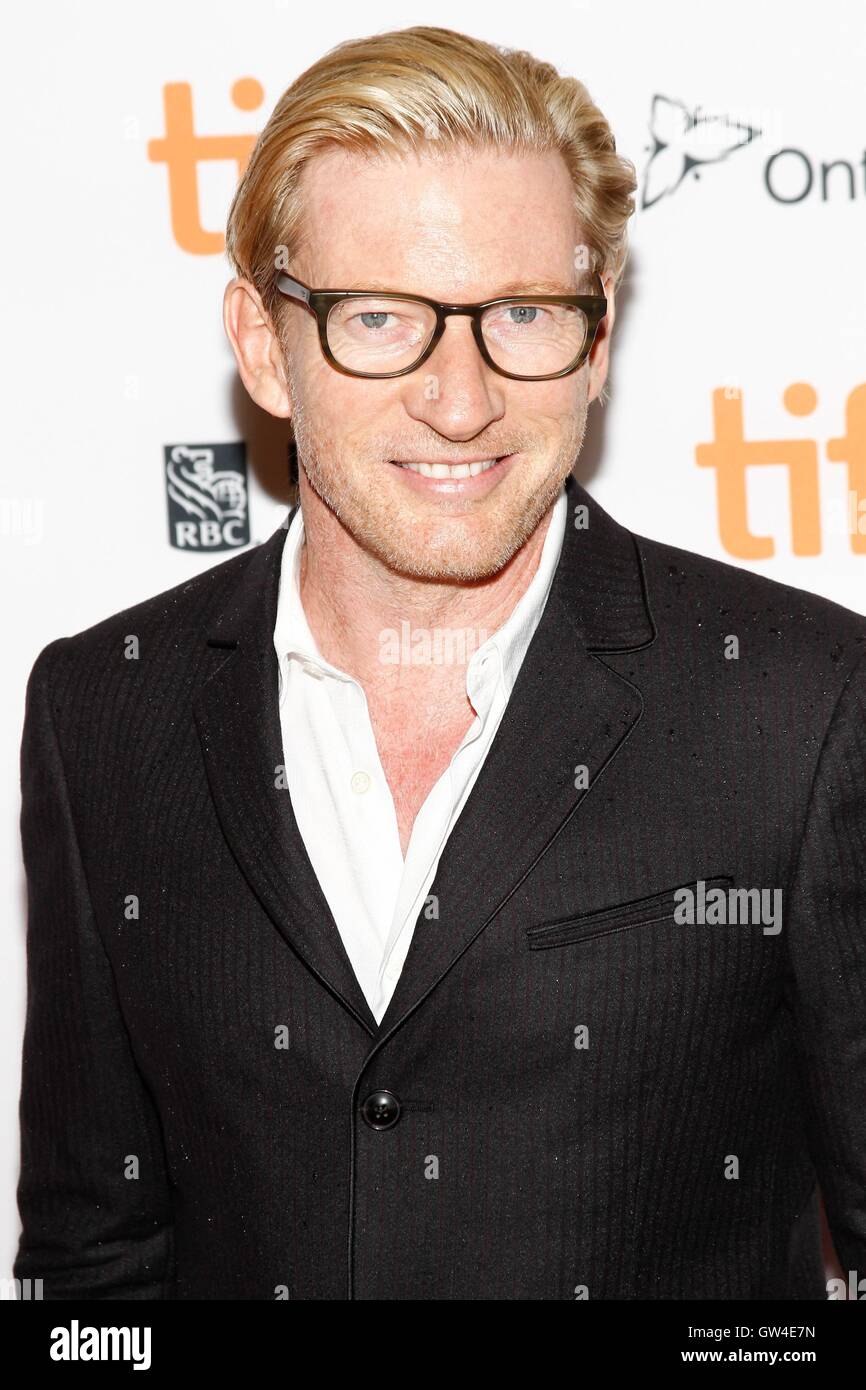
[495,278,578,296]
[340,277,578,297]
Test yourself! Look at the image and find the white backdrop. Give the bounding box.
[2,0,864,1281]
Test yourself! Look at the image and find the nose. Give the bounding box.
[400,313,505,440]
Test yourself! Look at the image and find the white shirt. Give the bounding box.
[273,486,568,1024]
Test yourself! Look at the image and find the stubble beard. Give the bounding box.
[287,364,587,584]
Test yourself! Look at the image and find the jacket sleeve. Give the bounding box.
[784,645,866,1275]
[13,640,175,1299]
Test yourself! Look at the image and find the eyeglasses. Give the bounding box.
[273,271,607,381]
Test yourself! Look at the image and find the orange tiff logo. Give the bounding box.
[147,79,265,254]
[697,384,866,556]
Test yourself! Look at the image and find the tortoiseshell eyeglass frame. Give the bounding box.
[273,270,608,381]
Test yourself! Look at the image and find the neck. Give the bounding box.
[296,480,558,706]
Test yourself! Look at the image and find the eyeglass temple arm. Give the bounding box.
[275,272,311,305]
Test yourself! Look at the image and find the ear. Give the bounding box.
[222,277,293,419]
[586,270,615,405]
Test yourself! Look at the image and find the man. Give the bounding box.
[14,26,866,1300]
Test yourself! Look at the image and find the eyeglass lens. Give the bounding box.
[325,297,589,377]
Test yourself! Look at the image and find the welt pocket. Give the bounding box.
[525,874,734,950]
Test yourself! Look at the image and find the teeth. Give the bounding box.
[398,458,500,478]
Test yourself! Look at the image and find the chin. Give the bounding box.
[370,518,530,583]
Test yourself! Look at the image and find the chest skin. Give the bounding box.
[366,693,478,856]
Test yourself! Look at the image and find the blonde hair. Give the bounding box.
[226,25,637,332]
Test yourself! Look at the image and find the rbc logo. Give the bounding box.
[164,443,249,551]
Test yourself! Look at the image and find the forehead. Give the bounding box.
[295,144,581,295]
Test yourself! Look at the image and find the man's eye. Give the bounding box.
[507,305,541,325]
[486,304,553,332]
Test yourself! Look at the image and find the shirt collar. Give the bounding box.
[272,506,351,698]
[472,484,567,699]
[273,484,568,703]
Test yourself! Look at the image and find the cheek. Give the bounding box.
[510,388,583,439]
[292,350,355,435]
[551,377,588,428]
[305,372,404,450]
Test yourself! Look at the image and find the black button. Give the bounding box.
[361,1089,401,1130]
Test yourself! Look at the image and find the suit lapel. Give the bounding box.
[193,512,380,1036]
[375,474,655,1035]
[193,474,655,1042]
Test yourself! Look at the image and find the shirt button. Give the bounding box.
[361,1090,402,1130]
[385,955,402,981]
[350,770,372,795]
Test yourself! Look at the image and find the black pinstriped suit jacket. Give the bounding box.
[14,473,866,1299]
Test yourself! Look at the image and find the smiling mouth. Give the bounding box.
[390,457,504,478]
